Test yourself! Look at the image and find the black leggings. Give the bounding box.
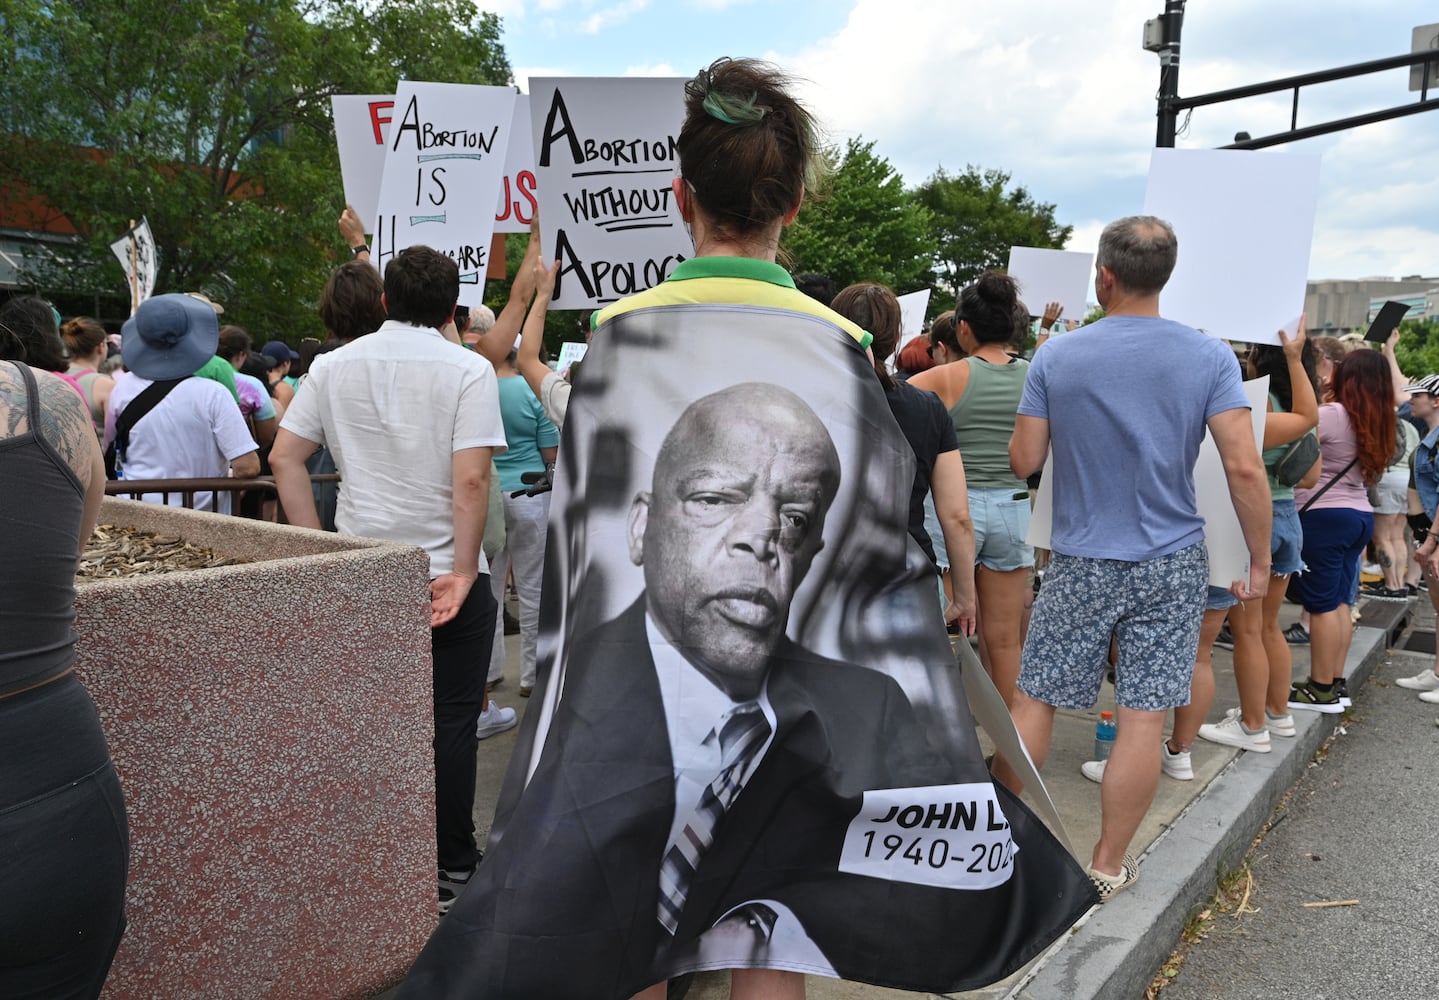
[431,578,498,872]
[0,673,129,999]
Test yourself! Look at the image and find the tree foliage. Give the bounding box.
[1392,318,1439,382]
[912,166,1071,316]
[781,138,933,296]
[0,0,510,337]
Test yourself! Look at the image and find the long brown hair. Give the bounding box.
[1330,349,1396,485]
[831,282,900,391]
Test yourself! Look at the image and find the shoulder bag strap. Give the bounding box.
[1298,456,1357,514]
[115,376,190,463]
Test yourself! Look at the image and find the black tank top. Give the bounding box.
[0,361,86,697]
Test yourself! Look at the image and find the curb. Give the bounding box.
[1014,611,1399,1000]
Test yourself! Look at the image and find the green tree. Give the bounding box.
[1393,318,1439,381]
[912,166,1071,316]
[0,0,510,337]
[781,137,933,296]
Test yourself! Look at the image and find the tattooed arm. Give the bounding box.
[33,369,107,552]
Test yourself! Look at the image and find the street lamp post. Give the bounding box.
[1146,0,1187,147]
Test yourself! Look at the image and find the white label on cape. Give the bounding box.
[839,783,1017,890]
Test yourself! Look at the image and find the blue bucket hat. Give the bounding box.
[121,293,220,380]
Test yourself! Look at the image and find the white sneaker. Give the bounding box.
[1419,688,1439,705]
[1198,709,1272,753]
[1265,710,1297,738]
[1395,667,1439,691]
[1161,740,1194,780]
[476,702,518,740]
[1079,740,1192,783]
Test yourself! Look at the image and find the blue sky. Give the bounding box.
[486,0,1439,282]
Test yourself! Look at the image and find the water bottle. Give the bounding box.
[1094,711,1117,761]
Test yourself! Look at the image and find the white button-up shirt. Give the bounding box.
[281,320,507,578]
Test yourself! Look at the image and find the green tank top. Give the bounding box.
[947,356,1029,490]
[1261,393,1295,502]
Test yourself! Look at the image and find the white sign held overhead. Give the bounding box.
[494,95,537,233]
[1028,375,1269,591]
[897,289,931,348]
[372,82,516,306]
[331,94,395,229]
[1143,148,1321,346]
[529,77,691,310]
[1005,247,1093,327]
[333,92,537,235]
[556,341,588,370]
[109,217,158,314]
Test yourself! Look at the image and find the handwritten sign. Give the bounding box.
[556,341,588,370]
[109,217,157,314]
[1005,247,1093,326]
[494,95,538,233]
[372,81,516,306]
[334,91,537,236]
[1143,148,1321,346]
[529,77,691,309]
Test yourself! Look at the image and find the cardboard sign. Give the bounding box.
[1364,300,1409,343]
[529,77,691,309]
[1143,148,1321,346]
[334,91,536,236]
[109,217,157,314]
[897,289,931,349]
[372,82,516,306]
[1005,247,1093,327]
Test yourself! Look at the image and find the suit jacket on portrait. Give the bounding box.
[399,597,1092,999]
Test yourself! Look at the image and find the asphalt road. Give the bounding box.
[1161,641,1439,1000]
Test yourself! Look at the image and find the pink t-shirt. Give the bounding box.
[1294,402,1372,512]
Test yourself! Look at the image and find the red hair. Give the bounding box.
[1330,349,1396,485]
[896,336,934,375]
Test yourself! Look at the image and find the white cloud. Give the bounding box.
[766,0,1439,282]
[582,0,649,34]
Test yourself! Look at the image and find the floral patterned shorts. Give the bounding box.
[1019,541,1208,711]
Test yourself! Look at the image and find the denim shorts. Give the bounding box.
[970,487,1034,572]
[1019,541,1208,711]
[1271,498,1304,577]
[1372,468,1409,515]
[1206,585,1238,612]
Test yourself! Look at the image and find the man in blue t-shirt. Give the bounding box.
[995,215,1271,901]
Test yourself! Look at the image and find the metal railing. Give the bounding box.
[105,475,341,523]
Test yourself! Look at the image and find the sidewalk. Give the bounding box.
[467,594,1410,1000]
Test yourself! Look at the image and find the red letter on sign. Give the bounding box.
[368,101,395,145]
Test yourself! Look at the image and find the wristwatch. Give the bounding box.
[351,244,370,257]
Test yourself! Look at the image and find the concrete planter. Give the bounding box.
[76,498,436,999]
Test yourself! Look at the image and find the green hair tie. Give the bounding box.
[702,89,768,126]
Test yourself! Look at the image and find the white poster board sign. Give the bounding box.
[1143,148,1321,346]
[556,341,589,370]
[1005,247,1093,327]
[897,289,931,349]
[529,77,691,309]
[109,217,157,313]
[334,92,537,235]
[494,95,537,233]
[373,82,516,306]
[331,94,395,229]
[1027,376,1268,590]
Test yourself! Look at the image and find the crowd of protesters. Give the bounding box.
[6,56,1439,1000]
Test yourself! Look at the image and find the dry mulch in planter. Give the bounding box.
[78,524,250,580]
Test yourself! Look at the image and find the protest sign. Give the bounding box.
[556,341,588,370]
[398,302,1094,998]
[1365,300,1409,343]
[528,77,691,309]
[109,217,157,314]
[1143,148,1321,346]
[372,82,516,306]
[897,289,931,349]
[331,94,394,228]
[334,92,537,235]
[1005,247,1093,327]
[1028,375,1269,591]
[494,95,537,233]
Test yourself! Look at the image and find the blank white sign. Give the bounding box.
[1005,247,1093,325]
[1143,148,1321,346]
